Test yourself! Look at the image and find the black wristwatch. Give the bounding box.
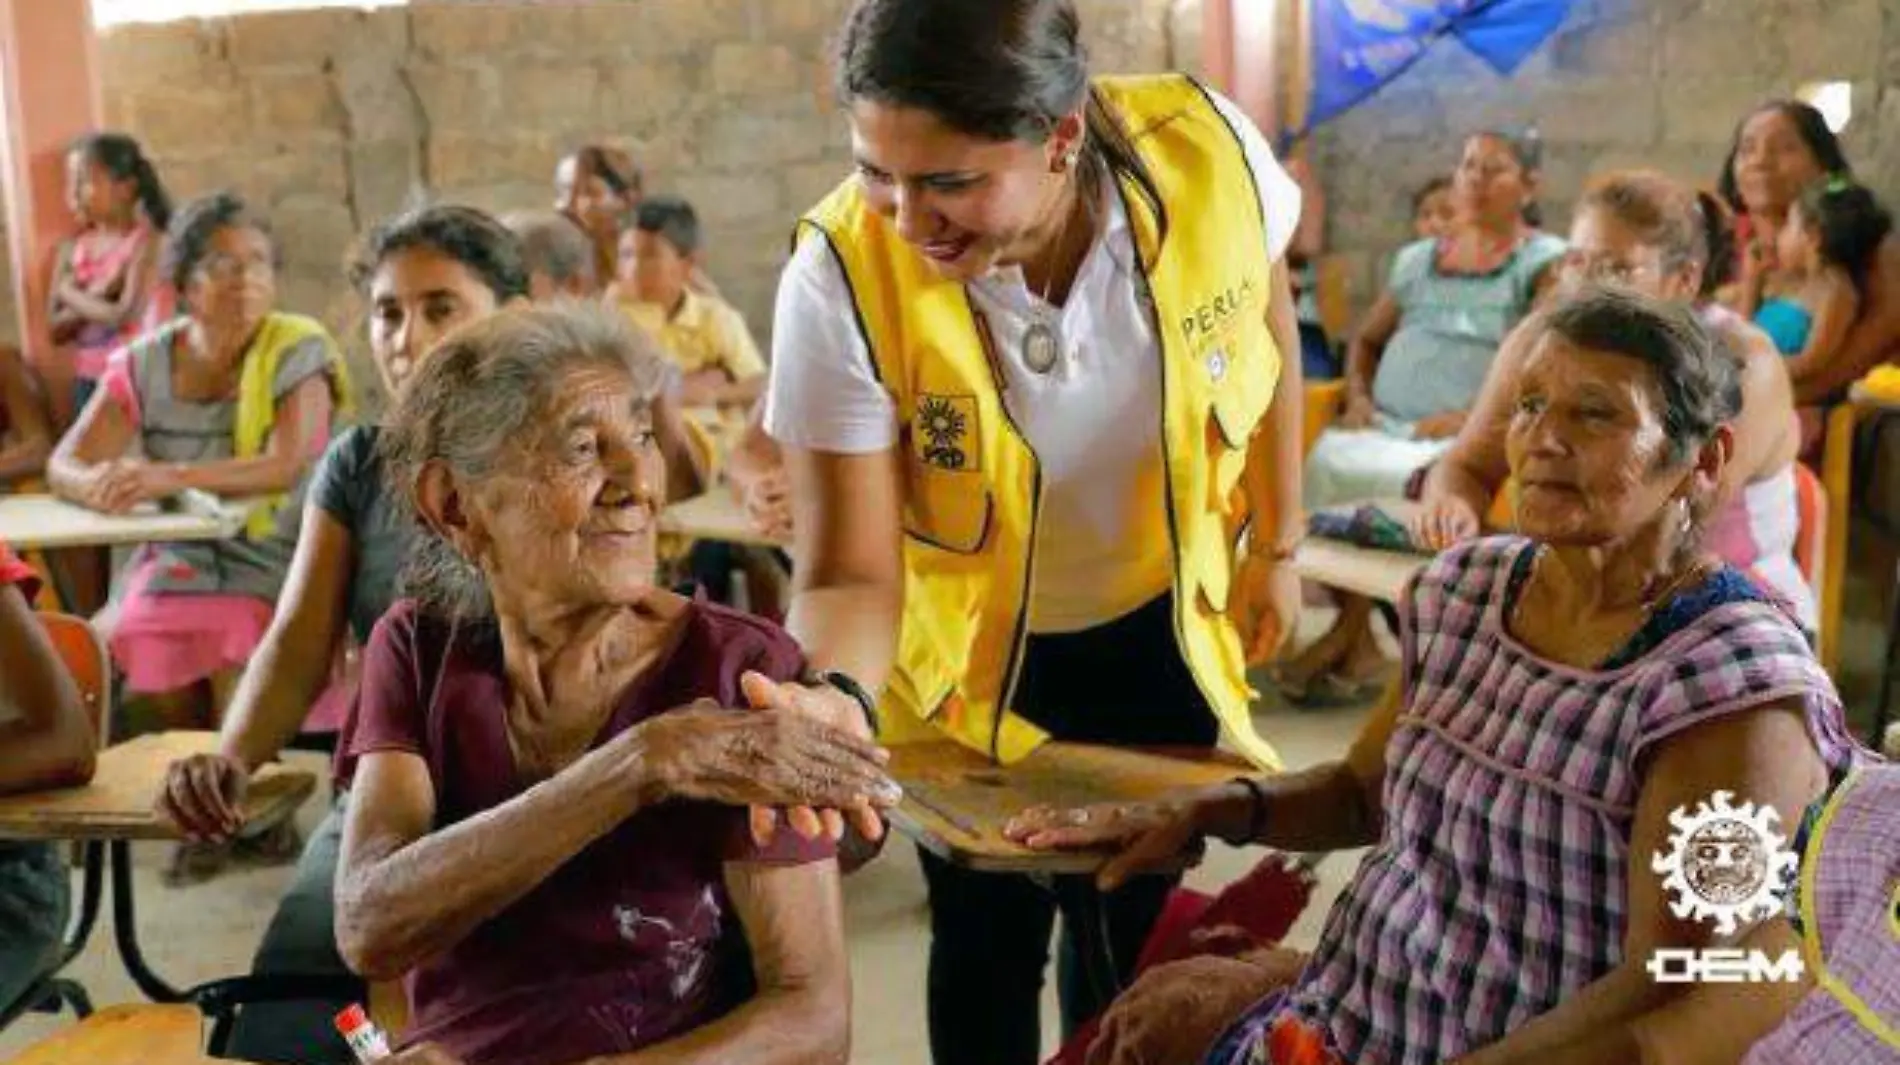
[815,670,880,735]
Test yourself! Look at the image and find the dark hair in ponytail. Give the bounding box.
[1691,189,1736,297]
[71,132,171,230]
[1578,170,1734,301]
[835,0,1167,254]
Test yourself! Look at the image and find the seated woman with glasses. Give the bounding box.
[46,192,350,727]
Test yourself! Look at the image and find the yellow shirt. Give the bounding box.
[621,291,765,382]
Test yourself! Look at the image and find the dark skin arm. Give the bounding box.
[726,398,791,540]
[0,346,53,485]
[1791,233,1900,402]
[0,578,96,793]
[584,861,850,1065]
[158,502,354,839]
[1450,702,1828,1065]
[46,379,141,512]
[1340,291,1400,428]
[654,378,709,502]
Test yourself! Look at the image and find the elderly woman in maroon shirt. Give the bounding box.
[333,304,901,1065]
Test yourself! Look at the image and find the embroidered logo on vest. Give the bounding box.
[915,394,978,471]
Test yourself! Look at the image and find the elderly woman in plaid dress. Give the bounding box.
[1007,286,1868,1065]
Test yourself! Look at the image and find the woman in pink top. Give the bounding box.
[334,304,899,1065]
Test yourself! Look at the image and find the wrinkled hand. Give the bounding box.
[738,469,792,541]
[1411,410,1466,441]
[1004,797,1205,891]
[1410,494,1483,551]
[1084,953,1301,1065]
[639,683,900,841]
[1233,553,1299,666]
[156,752,249,842]
[738,671,887,845]
[1337,392,1376,431]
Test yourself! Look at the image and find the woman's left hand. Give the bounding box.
[1084,953,1301,1065]
[93,460,176,512]
[738,671,886,846]
[1233,552,1300,665]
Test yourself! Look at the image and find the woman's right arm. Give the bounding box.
[158,501,355,839]
[1414,312,1539,548]
[1342,290,1401,428]
[336,709,893,980]
[781,446,903,689]
[46,382,137,510]
[0,578,96,794]
[766,239,906,689]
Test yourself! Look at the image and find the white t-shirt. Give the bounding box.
[766,90,1299,634]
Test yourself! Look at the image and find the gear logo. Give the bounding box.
[1651,790,1798,936]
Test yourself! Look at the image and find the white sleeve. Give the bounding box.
[1204,89,1302,265]
[763,236,900,454]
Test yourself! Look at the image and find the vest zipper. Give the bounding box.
[973,303,1044,766]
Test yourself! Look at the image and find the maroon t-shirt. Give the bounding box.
[343,598,835,1065]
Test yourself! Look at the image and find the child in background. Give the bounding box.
[48,133,171,418]
[617,196,766,408]
[1747,179,1892,367]
[1411,175,1456,240]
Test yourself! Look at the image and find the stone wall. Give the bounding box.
[1311,0,1900,323]
[86,0,1178,406]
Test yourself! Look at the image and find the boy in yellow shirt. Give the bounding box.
[617,197,764,408]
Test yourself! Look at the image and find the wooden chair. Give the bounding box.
[0,1004,210,1065]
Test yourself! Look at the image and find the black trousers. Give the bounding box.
[919,593,1219,1065]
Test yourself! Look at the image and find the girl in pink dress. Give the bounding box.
[47,133,173,419]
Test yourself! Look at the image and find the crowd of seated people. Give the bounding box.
[0,3,1896,1062]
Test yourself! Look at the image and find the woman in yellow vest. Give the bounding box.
[763,1,1306,1060]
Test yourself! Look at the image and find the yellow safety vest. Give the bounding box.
[797,74,1283,768]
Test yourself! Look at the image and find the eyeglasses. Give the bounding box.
[1560,250,1659,285]
[195,253,273,282]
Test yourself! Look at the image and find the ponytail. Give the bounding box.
[1082,87,1167,263]
[133,155,172,230]
[1691,190,1736,298]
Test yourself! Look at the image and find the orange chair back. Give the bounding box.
[1792,459,1826,592]
[1302,380,1346,456]
[37,612,108,744]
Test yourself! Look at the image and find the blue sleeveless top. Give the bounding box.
[1755,297,1813,356]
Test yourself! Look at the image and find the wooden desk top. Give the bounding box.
[661,491,785,548]
[1291,536,1427,603]
[1291,499,1431,603]
[1,1005,233,1065]
[887,740,1248,873]
[0,492,247,551]
[0,731,316,842]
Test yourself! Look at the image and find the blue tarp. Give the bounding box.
[1305,0,1572,131]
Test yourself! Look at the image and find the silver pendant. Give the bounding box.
[1022,321,1060,375]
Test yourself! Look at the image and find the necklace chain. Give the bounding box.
[1512,546,1709,631]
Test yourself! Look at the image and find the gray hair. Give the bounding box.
[378,301,667,622]
[1534,284,1742,467]
[502,209,598,293]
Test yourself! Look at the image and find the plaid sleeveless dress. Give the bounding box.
[1208,537,1861,1065]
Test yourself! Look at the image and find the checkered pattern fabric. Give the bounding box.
[1215,537,1860,1065]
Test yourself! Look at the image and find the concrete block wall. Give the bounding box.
[35,0,1899,379]
[1310,0,1900,325]
[80,0,1175,406]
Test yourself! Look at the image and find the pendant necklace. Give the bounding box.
[1021,168,1087,376]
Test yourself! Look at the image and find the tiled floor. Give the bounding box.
[6,508,1896,1062]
